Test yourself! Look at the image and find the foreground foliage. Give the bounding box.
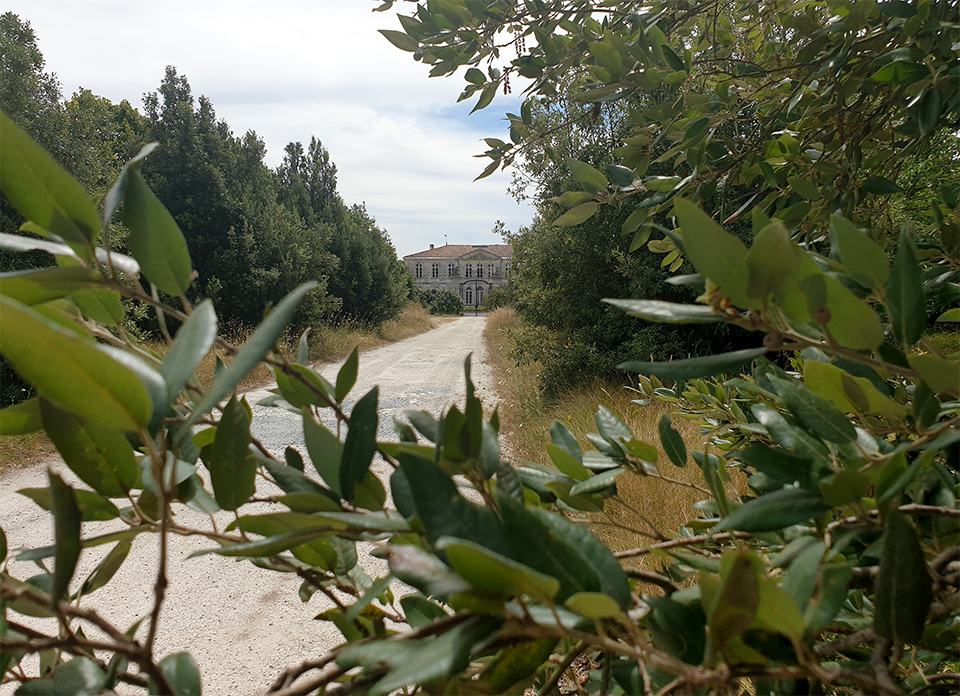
[1,106,958,695]
[2,0,960,691]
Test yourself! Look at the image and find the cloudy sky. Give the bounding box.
[8,0,536,258]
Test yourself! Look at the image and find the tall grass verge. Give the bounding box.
[0,303,438,474]
[484,308,744,572]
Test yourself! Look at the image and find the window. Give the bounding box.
[431,263,439,278]
[504,263,510,277]
[448,263,456,277]
[488,263,495,277]
[477,288,484,306]
[414,263,422,279]
[465,288,473,305]
[465,264,473,278]
[476,264,483,278]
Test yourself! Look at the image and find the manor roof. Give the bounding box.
[404,244,512,260]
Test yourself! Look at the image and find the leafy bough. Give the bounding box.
[2,100,959,696]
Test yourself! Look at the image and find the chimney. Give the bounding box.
[429,244,434,250]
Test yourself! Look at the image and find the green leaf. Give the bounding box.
[568,467,624,495]
[40,400,140,497]
[338,617,497,696]
[658,414,687,467]
[886,230,926,347]
[17,656,106,696]
[644,175,682,192]
[399,453,509,554]
[482,639,558,694]
[804,361,905,418]
[546,443,591,481]
[80,538,132,596]
[123,170,192,297]
[19,487,120,522]
[340,387,379,502]
[399,594,449,629]
[204,395,256,511]
[715,488,831,532]
[745,222,797,298]
[768,375,856,444]
[620,347,767,380]
[437,536,560,601]
[566,158,608,192]
[565,591,622,619]
[831,215,889,288]
[908,353,960,395]
[335,346,359,403]
[49,471,82,602]
[181,282,316,434]
[753,574,805,642]
[273,364,334,409]
[936,307,960,322]
[707,550,760,655]
[819,469,869,507]
[870,61,927,85]
[550,419,582,463]
[878,0,917,16]
[874,510,933,645]
[862,176,903,195]
[646,595,706,664]
[673,198,755,308]
[0,397,42,435]
[822,276,885,350]
[804,564,853,634]
[781,540,825,609]
[0,112,99,250]
[0,266,101,305]
[787,176,822,201]
[260,456,336,499]
[503,497,631,606]
[379,28,419,52]
[550,190,595,207]
[71,289,125,326]
[605,164,635,187]
[158,652,202,696]
[604,298,721,324]
[750,403,830,466]
[739,444,814,488]
[303,412,343,496]
[161,300,217,403]
[0,525,5,563]
[621,208,649,235]
[553,201,599,226]
[384,544,472,599]
[1,296,151,430]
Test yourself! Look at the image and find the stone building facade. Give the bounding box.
[403,244,513,307]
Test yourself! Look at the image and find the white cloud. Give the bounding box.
[8,0,535,257]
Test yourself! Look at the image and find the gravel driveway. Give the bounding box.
[0,316,493,695]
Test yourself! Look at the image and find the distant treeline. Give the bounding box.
[0,12,411,332]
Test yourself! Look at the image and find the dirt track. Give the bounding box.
[0,316,493,695]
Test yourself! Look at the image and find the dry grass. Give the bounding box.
[484,308,743,570]
[0,303,439,474]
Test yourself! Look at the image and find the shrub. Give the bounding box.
[415,287,464,315]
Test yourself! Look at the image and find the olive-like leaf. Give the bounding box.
[620,347,767,380]
[874,510,933,645]
[0,112,99,250]
[715,488,831,532]
[658,414,687,467]
[161,300,217,403]
[1,296,152,430]
[335,346,359,403]
[604,298,721,324]
[159,652,202,696]
[49,471,82,602]
[123,170,193,297]
[886,229,926,347]
[340,387,379,502]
